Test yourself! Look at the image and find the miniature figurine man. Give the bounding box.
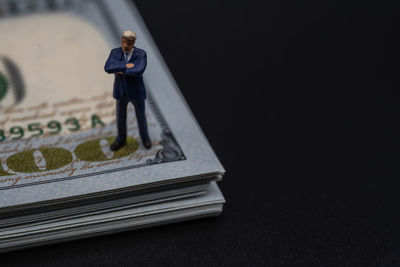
[104,30,151,150]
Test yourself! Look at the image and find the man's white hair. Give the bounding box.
[122,30,137,41]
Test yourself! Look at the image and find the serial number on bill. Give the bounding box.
[0,114,105,141]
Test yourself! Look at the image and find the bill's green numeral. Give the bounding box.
[0,135,140,178]
[28,122,43,137]
[0,163,13,177]
[0,129,5,142]
[65,117,80,131]
[47,120,62,135]
[10,126,24,140]
[0,114,107,142]
[6,147,73,173]
[74,137,138,162]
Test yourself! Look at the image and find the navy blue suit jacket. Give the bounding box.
[104,46,147,101]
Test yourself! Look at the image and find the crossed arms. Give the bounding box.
[104,50,147,77]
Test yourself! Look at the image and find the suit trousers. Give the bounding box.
[115,91,149,144]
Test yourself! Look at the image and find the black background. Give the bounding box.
[3,0,400,266]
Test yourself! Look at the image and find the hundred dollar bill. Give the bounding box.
[0,182,225,253]
[0,0,225,211]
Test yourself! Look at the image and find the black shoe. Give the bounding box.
[110,139,125,151]
[143,137,152,149]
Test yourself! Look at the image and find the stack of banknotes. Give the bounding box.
[0,0,225,252]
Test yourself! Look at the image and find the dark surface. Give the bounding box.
[3,0,400,266]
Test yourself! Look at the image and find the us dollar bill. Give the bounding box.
[0,0,225,209]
